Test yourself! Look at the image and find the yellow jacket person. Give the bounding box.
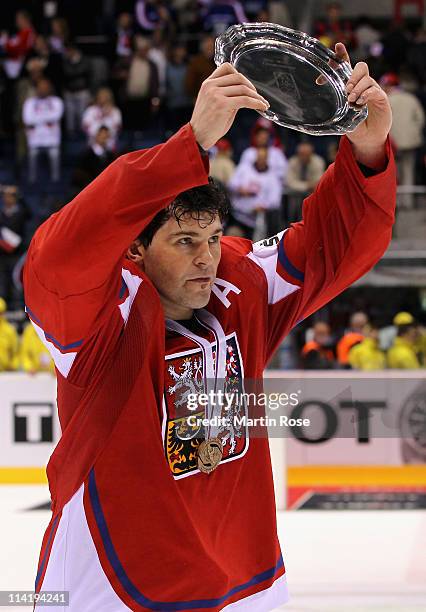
[20,322,55,374]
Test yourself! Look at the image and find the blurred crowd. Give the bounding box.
[1,294,425,372]
[299,310,426,370]
[0,297,54,373]
[0,1,425,368]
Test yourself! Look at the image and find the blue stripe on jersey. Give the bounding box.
[25,305,43,326]
[278,236,304,283]
[25,305,83,351]
[35,515,59,591]
[43,332,83,351]
[119,277,127,299]
[88,468,284,610]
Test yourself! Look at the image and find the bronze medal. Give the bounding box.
[197,438,223,474]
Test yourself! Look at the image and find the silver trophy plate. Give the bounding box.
[215,22,368,136]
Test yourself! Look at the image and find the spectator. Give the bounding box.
[415,323,426,366]
[0,187,26,309]
[0,298,19,371]
[380,73,425,207]
[124,36,159,131]
[114,13,134,59]
[255,7,270,23]
[379,311,415,351]
[286,142,326,223]
[352,16,380,62]
[203,1,247,35]
[15,58,45,167]
[407,28,426,86]
[111,15,134,104]
[336,311,369,367]
[228,146,282,239]
[18,58,45,99]
[30,35,63,93]
[20,322,54,374]
[268,1,293,28]
[326,140,339,165]
[82,87,122,150]
[240,122,288,182]
[209,139,235,186]
[148,28,168,98]
[348,323,386,370]
[22,78,63,182]
[301,321,336,369]
[185,34,216,100]
[240,1,268,21]
[165,44,192,135]
[240,128,286,236]
[173,1,204,46]
[387,323,421,369]
[314,2,355,51]
[381,24,410,73]
[48,17,70,56]
[0,10,36,80]
[71,126,116,194]
[62,43,91,136]
[135,1,175,35]
[287,142,325,192]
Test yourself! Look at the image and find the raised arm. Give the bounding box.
[283,135,395,319]
[241,45,396,360]
[246,134,396,360]
[27,62,268,296]
[26,124,209,297]
[24,63,269,349]
[270,46,395,355]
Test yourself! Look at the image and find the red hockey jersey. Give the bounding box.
[24,124,396,611]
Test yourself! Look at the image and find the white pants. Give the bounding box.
[64,90,91,135]
[28,146,61,182]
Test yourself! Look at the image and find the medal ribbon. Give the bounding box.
[165,309,227,440]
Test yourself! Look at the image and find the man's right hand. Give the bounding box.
[190,63,269,151]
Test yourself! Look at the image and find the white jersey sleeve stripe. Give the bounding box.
[29,319,78,378]
[118,268,143,324]
[247,231,300,305]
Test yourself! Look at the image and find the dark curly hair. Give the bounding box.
[137,177,229,247]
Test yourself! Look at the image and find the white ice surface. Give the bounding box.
[0,485,425,611]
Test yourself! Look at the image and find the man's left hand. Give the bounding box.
[335,42,392,170]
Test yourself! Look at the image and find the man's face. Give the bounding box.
[369,328,379,342]
[136,46,149,59]
[406,326,419,344]
[97,88,111,106]
[3,188,17,208]
[201,36,214,59]
[313,323,331,346]
[37,80,51,98]
[254,129,270,147]
[118,12,132,29]
[96,128,110,147]
[129,213,223,320]
[327,3,341,20]
[173,46,186,63]
[351,312,368,332]
[16,12,28,30]
[297,143,313,163]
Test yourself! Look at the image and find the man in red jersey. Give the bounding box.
[25,43,395,611]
